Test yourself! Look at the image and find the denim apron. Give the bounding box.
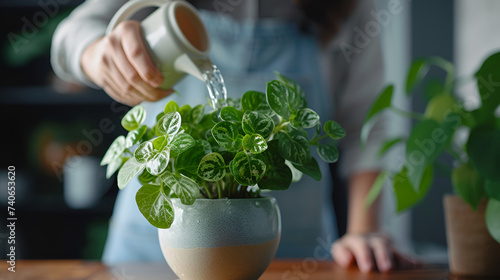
[102,10,337,264]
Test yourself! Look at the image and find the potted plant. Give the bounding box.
[100,74,345,280]
[362,52,500,276]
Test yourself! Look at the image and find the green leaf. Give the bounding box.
[260,140,285,166]
[485,180,500,201]
[475,52,500,115]
[211,121,243,152]
[175,140,212,179]
[167,133,196,158]
[121,105,146,131]
[190,104,205,124]
[317,143,339,163]
[292,108,320,129]
[324,120,346,140]
[198,110,218,130]
[485,198,500,243]
[266,80,302,119]
[258,164,292,190]
[378,137,404,158]
[134,135,168,164]
[164,100,180,113]
[197,152,226,181]
[135,184,174,228]
[220,106,243,123]
[274,72,307,107]
[178,104,192,121]
[424,79,446,101]
[405,118,456,189]
[468,127,500,182]
[146,149,170,176]
[106,156,128,179]
[406,59,429,94]
[125,125,147,148]
[156,112,165,123]
[424,94,457,123]
[138,169,158,185]
[364,171,387,208]
[143,128,155,141]
[292,157,321,181]
[277,128,311,165]
[101,136,125,166]
[229,151,266,186]
[406,59,429,95]
[241,91,269,112]
[361,85,393,147]
[242,134,268,154]
[117,157,146,189]
[393,165,433,212]
[156,111,182,136]
[160,171,199,205]
[452,163,486,210]
[241,111,275,139]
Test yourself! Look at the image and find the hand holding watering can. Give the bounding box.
[81,0,210,106]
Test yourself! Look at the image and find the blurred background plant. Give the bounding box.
[362,52,500,244]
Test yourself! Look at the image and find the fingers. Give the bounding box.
[331,242,354,268]
[118,21,164,88]
[100,22,173,105]
[369,237,393,272]
[332,235,374,273]
[332,233,421,274]
[102,79,137,106]
[344,236,374,273]
[107,42,171,102]
[82,20,175,106]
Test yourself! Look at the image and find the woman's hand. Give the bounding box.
[331,232,419,273]
[81,20,173,106]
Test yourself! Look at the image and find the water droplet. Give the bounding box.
[255,201,261,207]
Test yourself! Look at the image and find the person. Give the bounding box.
[51,0,418,272]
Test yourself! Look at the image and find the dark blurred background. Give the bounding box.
[0,0,126,260]
[0,0,498,262]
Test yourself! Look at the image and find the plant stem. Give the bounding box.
[429,57,455,93]
[273,119,289,133]
[309,134,328,145]
[202,183,212,199]
[216,181,222,199]
[390,106,426,120]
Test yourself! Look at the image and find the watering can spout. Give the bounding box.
[174,53,208,82]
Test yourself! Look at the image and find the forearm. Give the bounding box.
[346,170,380,234]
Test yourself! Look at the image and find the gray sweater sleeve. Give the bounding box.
[51,0,127,88]
[328,0,388,177]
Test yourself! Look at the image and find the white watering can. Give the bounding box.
[106,0,210,90]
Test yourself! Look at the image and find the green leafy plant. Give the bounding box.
[362,53,500,244]
[101,74,345,228]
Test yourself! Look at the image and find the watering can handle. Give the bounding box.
[106,0,172,34]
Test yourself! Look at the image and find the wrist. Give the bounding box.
[80,37,103,86]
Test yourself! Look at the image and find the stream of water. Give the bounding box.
[197,60,228,109]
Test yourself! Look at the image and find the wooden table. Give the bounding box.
[0,259,494,280]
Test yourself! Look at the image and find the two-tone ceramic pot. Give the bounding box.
[159,197,281,280]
